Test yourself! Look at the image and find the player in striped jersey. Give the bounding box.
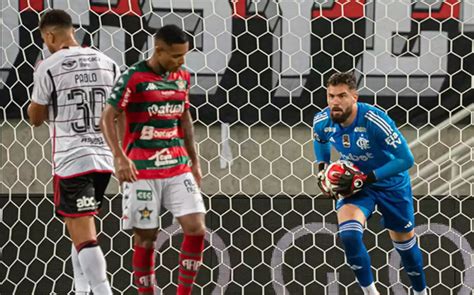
[28,9,117,295]
[100,25,206,295]
[313,72,427,295]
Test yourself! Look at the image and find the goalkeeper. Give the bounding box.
[313,72,427,295]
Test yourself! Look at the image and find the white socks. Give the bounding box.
[77,245,113,295]
[71,245,91,294]
[361,282,379,295]
[414,290,427,295]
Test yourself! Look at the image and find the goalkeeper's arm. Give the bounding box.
[313,138,333,196]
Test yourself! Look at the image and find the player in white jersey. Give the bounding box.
[27,9,118,294]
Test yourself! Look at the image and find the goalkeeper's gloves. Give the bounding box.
[316,162,333,197]
[331,164,376,197]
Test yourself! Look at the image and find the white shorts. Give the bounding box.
[122,172,206,230]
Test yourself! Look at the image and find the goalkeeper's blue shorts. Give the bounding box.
[336,185,415,233]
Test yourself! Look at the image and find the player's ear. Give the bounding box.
[352,90,359,102]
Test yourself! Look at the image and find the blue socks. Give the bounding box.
[393,236,427,292]
[339,220,374,287]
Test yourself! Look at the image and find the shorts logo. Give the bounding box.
[356,137,370,150]
[139,207,153,220]
[76,196,96,211]
[183,179,199,193]
[136,190,152,201]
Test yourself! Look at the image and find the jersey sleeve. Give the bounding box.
[365,110,414,180]
[107,68,134,110]
[312,112,331,164]
[31,63,52,105]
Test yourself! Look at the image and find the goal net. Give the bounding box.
[1,0,473,294]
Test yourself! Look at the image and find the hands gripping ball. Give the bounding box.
[324,160,367,199]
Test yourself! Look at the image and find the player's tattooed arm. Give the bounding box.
[100,104,138,183]
[181,109,202,187]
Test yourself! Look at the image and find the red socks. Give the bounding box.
[177,235,205,295]
[133,245,155,295]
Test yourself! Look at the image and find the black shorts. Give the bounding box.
[53,172,111,217]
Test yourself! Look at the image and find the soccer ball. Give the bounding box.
[324,160,361,199]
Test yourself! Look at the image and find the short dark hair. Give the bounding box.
[39,9,73,30]
[154,25,189,45]
[326,71,357,90]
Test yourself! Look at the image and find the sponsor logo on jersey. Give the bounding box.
[340,152,374,162]
[175,79,186,90]
[62,59,77,70]
[385,132,402,148]
[181,259,202,271]
[120,87,132,108]
[161,90,176,96]
[354,127,367,132]
[81,137,105,145]
[76,196,96,211]
[342,134,350,148]
[140,126,178,140]
[356,137,370,150]
[139,206,153,220]
[147,103,184,117]
[149,148,179,167]
[324,127,335,133]
[78,56,99,67]
[136,190,152,201]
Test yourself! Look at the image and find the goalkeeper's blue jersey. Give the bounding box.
[313,103,414,190]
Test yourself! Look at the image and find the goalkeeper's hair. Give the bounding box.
[154,25,189,45]
[327,71,357,90]
[39,9,73,30]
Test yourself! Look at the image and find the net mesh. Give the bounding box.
[1,0,473,294]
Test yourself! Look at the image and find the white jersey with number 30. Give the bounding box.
[31,46,119,177]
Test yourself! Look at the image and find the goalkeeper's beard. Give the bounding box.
[330,107,352,124]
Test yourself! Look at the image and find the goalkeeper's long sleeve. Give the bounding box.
[313,140,331,166]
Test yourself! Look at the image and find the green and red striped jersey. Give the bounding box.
[107,60,192,179]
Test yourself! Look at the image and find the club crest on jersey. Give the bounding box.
[175,79,186,90]
[356,137,370,150]
[342,134,350,148]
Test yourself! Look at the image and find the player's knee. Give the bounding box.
[134,228,159,248]
[182,223,206,236]
[338,220,364,250]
